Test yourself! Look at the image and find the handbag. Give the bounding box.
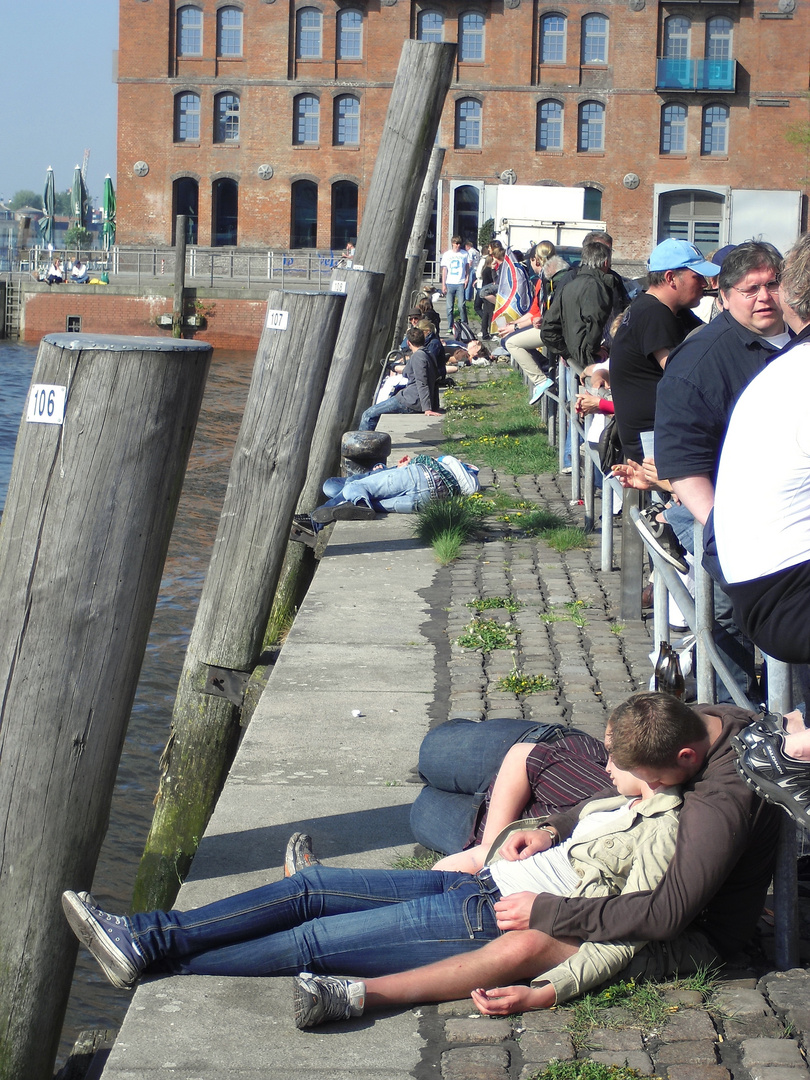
[597,415,623,474]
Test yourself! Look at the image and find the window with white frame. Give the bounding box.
[296,8,322,58]
[417,10,444,41]
[175,92,201,141]
[293,94,320,144]
[663,15,691,58]
[455,98,482,148]
[177,6,203,56]
[536,100,563,150]
[334,95,360,144]
[582,14,608,64]
[578,100,604,151]
[217,7,243,56]
[706,16,732,60]
[660,103,687,154]
[337,8,362,59]
[540,13,566,63]
[215,93,240,142]
[702,103,728,155]
[459,12,485,61]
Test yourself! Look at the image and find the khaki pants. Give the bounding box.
[619,928,721,982]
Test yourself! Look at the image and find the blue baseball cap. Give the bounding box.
[647,238,722,276]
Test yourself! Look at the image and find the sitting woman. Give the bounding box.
[69,257,90,284]
[45,257,64,284]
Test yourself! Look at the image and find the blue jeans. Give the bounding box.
[322,462,435,515]
[359,395,413,431]
[128,866,501,977]
[446,283,466,326]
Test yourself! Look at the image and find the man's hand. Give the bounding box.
[575,392,604,417]
[424,410,443,417]
[493,891,537,931]
[397,455,411,467]
[497,829,552,862]
[472,982,555,1015]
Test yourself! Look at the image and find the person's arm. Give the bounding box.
[411,352,436,414]
[472,981,556,1016]
[441,260,448,294]
[669,475,715,526]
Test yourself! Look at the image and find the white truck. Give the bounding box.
[487,184,605,254]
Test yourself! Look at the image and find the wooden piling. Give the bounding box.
[394,146,445,347]
[351,40,455,418]
[0,333,212,1080]
[133,288,345,912]
[173,215,188,337]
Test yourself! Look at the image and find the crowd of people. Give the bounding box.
[63,224,810,1037]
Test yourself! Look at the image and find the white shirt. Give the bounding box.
[714,340,810,582]
[441,249,469,286]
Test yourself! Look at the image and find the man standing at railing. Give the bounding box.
[652,240,790,702]
[440,236,470,329]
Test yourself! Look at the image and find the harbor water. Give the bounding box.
[0,340,256,1070]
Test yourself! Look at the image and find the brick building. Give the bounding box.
[117,0,809,262]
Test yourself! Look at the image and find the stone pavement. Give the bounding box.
[92,370,810,1080]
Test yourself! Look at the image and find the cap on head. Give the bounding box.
[711,244,736,268]
[648,238,721,277]
[408,309,421,318]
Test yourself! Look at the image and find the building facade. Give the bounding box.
[117,0,809,261]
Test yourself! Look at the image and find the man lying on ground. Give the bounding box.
[63,692,689,1027]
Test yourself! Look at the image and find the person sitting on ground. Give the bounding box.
[416,318,448,378]
[358,327,442,431]
[416,295,442,336]
[61,693,687,1028]
[290,453,480,542]
[69,257,90,284]
[45,257,64,284]
[451,341,491,368]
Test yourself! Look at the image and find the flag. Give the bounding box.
[492,250,532,326]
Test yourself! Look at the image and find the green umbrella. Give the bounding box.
[71,164,88,230]
[102,174,116,251]
[38,166,55,247]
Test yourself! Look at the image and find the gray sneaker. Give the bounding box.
[633,505,689,574]
[732,729,810,832]
[284,833,322,877]
[293,973,366,1029]
[62,890,146,988]
[737,711,787,750]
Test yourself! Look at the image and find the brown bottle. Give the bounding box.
[660,647,686,700]
[654,641,670,692]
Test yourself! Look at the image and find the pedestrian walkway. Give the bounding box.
[94,371,810,1080]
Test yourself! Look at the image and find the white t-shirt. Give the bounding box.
[714,340,810,583]
[489,804,632,897]
[441,248,469,286]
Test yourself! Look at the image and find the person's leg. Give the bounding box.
[134,868,500,978]
[358,395,408,431]
[363,928,578,1008]
[339,462,431,514]
[506,329,547,387]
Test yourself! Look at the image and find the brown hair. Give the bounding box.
[779,233,810,322]
[606,691,708,771]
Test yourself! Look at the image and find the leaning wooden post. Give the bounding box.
[351,40,455,419]
[394,146,445,347]
[0,333,211,1080]
[133,288,345,912]
[173,214,188,338]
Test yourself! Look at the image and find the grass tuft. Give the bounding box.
[496,667,555,695]
[456,617,518,650]
[391,851,442,870]
[544,526,591,552]
[466,595,524,614]
[527,1062,654,1080]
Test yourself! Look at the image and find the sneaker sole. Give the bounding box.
[62,891,140,989]
[732,742,810,831]
[293,977,321,1029]
[633,515,689,574]
[311,505,376,524]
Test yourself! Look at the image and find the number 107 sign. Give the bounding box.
[27,384,67,426]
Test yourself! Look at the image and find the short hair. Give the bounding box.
[490,242,506,259]
[606,691,708,771]
[405,327,426,347]
[647,267,693,288]
[778,233,810,322]
[583,230,613,249]
[416,319,434,335]
[719,240,783,294]
[451,235,463,245]
[580,240,611,270]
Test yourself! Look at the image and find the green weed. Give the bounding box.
[391,851,442,870]
[527,1062,654,1080]
[467,595,524,614]
[544,526,591,552]
[456,617,518,650]
[496,667,555,695]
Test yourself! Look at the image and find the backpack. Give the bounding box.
[452,319,476,344]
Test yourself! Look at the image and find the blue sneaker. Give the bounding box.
[62,890,146,988]
[529,377,554,405]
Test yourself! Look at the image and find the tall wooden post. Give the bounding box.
[0,334,212,1080]
[133,288,345,912]
[394,146,445,347]
[173,214,188,338]
[351,40,455,418]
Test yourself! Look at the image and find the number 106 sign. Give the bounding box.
[27,385,67,426]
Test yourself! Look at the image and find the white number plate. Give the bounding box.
[27,384,67,426]
[331,279,347,293]
[265,309,289,330]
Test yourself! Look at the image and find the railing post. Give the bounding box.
[620,488,644,620]
[693,521,717,703]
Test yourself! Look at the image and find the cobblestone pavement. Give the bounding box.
[409,367,810,1080]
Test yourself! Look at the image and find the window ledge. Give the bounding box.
[337,58,363,64]
[217,55,244,62]
[701,154,729,160]
[578,150,605,155]
[537,149,564,155]
[296,56,324,63]
[334,143,360,150]
[660,152,687,158]
[454,146,483,153]
[214,142,241,148]
[293,143,321,149]
[175,141,202,147]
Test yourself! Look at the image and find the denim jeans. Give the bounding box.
[358,395,412,431]
[446,283,466,326]
[128,866,501,978]
[324,462,435,515]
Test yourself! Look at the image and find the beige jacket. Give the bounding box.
[485,790,682,1004]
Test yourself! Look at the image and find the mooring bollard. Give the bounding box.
[341,430,392,478]
[0,333,212,1080]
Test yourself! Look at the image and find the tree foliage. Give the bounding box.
[64,226,94,250]
[8,189,43,211]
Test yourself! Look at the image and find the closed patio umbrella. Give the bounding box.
[102,174,116,250]
[71,164,88,230]
[38,166,55,247]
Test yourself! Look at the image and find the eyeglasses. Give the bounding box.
[730,280,780,300]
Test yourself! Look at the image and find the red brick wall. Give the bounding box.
[23,288,267,351]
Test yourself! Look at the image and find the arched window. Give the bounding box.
[417,10,444,42]
[334,95,360,145]
[578,100,604,151]
[581,14,608,64]
[296,8,322,59]
[214,93,240,142]
[459,12,485,62]
[706,16,732,60]
[212,178,238,245]
[455,98,482,148]
[583,186,602,220]
[331,181,358,249]
[661,103,687,154]
[540,14,566,64]
[293,95,320,144]
[702,103,729,155]
[536,100,563,151]
[175,92,201,141]
[173,177,199,244]
[663,15,690,58]
[453,185,479,242]
[291,179,318,247]
[337,8,362,58]
[177,6,203,56]
[217,7,243,56]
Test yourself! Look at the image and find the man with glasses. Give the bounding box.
[652,240,790,701]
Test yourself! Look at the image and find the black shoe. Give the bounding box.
[284,832,322,877]
[737,711,787,750]
[290,522,317,548]
[311,501,376,524]
[732,729,810,832]
[633,506,689,574]
[293,513,315,530]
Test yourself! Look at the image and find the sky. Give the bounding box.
[0,0,119,209]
